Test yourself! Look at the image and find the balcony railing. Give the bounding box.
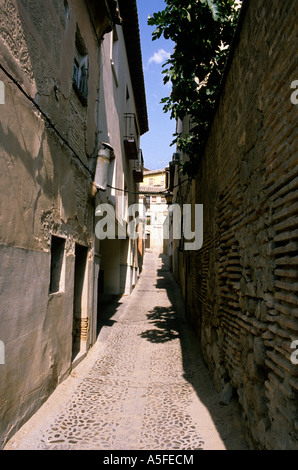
[124,113,139,159]
[133,150,144,183]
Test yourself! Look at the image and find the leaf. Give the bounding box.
[152,26,162,39]
[183,8,191,22]
[148,0,241,177]
[200,0,220,21]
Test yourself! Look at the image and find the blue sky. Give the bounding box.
[136,0,176,171]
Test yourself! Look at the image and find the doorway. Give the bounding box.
[72,244,88,362]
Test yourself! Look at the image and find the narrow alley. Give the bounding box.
[5,250,249,451]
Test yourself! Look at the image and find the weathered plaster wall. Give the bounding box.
[0,0,146,447]
[0,0,99,447]
[189,0,298,450]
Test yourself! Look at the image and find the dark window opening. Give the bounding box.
[73,28,88,105]
[50,236,66,294]
[64,0,70,20]
[72,244,88,360]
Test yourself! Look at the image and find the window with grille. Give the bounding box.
[73,29,88,105]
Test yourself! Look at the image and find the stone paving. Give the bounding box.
[5,251,249,451]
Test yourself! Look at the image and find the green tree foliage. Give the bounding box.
[148,0,242,175]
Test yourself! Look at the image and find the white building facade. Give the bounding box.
[139,169,168,254]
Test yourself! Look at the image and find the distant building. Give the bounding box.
[139,169,168,253]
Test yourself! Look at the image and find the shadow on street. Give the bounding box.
[139,253,250,450]
[96,294,123,336]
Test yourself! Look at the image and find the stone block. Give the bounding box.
[246,282,256,298]
[248,298,258,314]
[246,352,266,382]
[253,337,266,366]
[264,293,275,309]
[255,417,270,448]
[255,300,268,321]
[219,382,234,406]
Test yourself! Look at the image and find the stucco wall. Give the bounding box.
[0,0,98,446]
[0,0,147,446]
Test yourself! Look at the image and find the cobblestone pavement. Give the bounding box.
[5,251,249,451]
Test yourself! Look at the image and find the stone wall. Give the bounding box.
[189,0,298,449]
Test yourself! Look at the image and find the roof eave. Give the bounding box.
[118,0,149,136]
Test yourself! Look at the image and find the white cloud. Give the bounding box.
[148,49,171,66]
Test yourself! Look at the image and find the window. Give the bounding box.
[64,0,70,20]
[50,236,66,294]
[73,29,88,105]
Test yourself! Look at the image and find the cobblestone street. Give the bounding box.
[5,251,249,451]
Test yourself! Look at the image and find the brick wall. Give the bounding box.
[190,0,298,449]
